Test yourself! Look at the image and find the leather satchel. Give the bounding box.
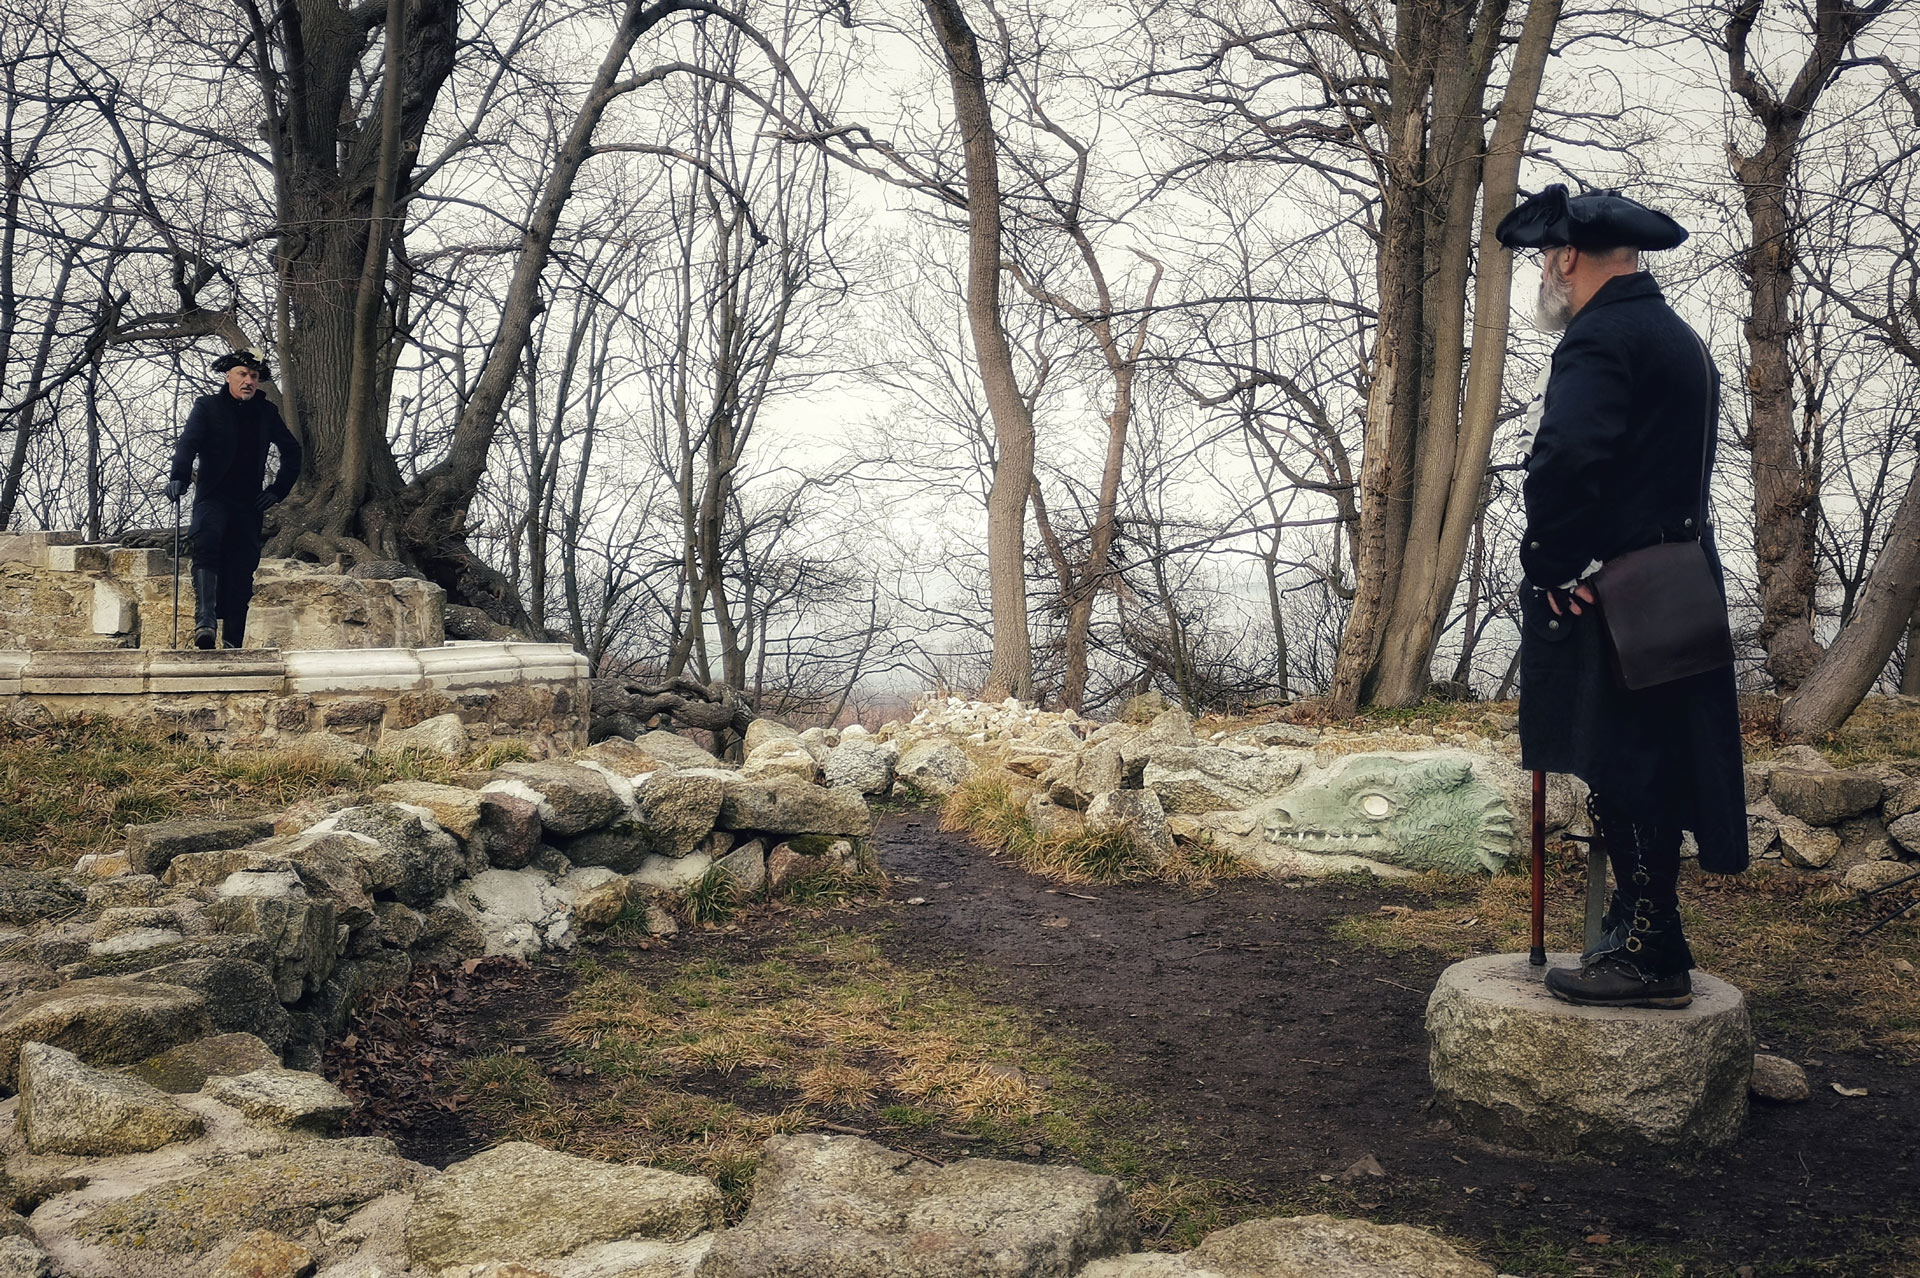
[1588,330,1735,691]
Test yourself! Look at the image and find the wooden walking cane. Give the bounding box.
[1530,769,1547,967]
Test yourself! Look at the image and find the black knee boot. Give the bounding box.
[221,601,248,649]
[1548,794,1694,1008]
[191,567,219,650]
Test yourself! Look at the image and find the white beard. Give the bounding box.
[1534,268,1574,333]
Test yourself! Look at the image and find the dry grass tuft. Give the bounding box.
[0,714,469,869]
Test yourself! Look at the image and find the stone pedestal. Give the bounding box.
[1426,952,1751,1155]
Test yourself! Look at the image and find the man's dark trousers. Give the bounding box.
[190,497,263,648]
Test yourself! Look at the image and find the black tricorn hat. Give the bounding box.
[1494,184,1688,251]
[211,349,271,378]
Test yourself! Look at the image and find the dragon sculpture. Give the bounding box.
[1255,753,1516,875]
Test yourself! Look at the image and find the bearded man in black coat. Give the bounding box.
[166,351,303,649]
[1497,186,1747,1009]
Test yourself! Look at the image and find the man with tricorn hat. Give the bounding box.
[1497,184,1746,1008]
[165,349,302,649]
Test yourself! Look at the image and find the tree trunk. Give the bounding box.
[1780,465,1920,737]
[1902,603,1920,697]
[923,0,1035,702]
[1364,0,1557,707]
[1725,0,1888,693]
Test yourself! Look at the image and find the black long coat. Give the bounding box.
[170,389,302,504]
[1516,272,1747,874]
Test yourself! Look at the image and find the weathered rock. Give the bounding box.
[564,821,652,873]
[205,871,340,1002]
[494,763,627,836]
[741,737,818,783]
[824,738,899,796]
[1081,1214,1493,1278]
[16,1041,204,1155]
[764,845,824,891]
[698,1135,1132,1278]
[0,963,57,1005]
[1883,775,1920,823]
[1776,816,1842,870]
[206,1065,352,1131]
[478,783,545,869]
[638,773,725,857]
[70,1137,423,1254]
[209,1230,316,1278]
[286,731,370,764]
[1746,801,1783,861]
[131,1032,282,1094]
[371,781,484,840]
[453,870,573,959]
[1841,860,1916,893]
[406,1141,723,1274]
[139,958,290,1053]
[717,777,873,838]
[0,868,82,929]
[632,731,720,769]
[1750,1054,1811,1103]
[1040,740,1133,811]
[895,740,975,796]
[1003,744,1068,778]
[378,712,470,759]
[716,841,767,894]
[579,737,667,777]
[124,817,278,877]
[1769,767,1883,827]
[1427,953,1750,1154]
[1143,747,1303,814]
[1084,790,1175,860]
[568,872,635,929]
[0,977,210,1087]
[1890,810,1920,856]
[318,803,472,907]
[0,1235,50,1278]
[630,854,714,892]
[1026,795,1086,841]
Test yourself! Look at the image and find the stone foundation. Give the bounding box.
[0,642,589,752]
[0,531,443,650]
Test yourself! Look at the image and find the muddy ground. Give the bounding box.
[336,813,1920,1277]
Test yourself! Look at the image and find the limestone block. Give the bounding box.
[1777,816,1841,869]
[46,543,112,572]
[634,730,721,769]
[1144,746,1302,814]
[405,1141,723,1273]
[0,530,80,565]
[417,642,520,692]
[147,649,286,693]
[109,546,172,578]
[741,736,819,782]
[69,1137,424,1254]
[131,1031,282,1093]
[495,762,626,836]
[90,581,136,635]
[824,738,899,796]
[696,1134,1132,1278]
[1085,789,1175,859]
[478,783,544,868]
[578,737,664,777]
[379,712,471,759]
[17,1041,204,1155]
[206,871,341,1002]
[1426,952,1750,1155]
[1080,1215,1494,1278]
[564,869,634,929]
[246,561,446,651]
[210,1231,316,1278]
[23,648,145,693]
[716,777,873,838]
[284,648,424,694]
[1003,744,1067,778]
[206,1065,352,1131]
[716,840,767,894]
[638,773,725,855]
[630,853,715,891]
[0,977,210,1086]
[317,803,473,907]
[744,718,802,752]
[1769,767,1883,827]
[140,957,292,1051]
[372,781,484,840]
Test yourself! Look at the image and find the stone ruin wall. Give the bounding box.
[0,530,586,752]
[0,530,443,652]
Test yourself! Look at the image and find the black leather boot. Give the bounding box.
[191,567,219,650]
[221,601,248,648]
[1547,906,1694,1008]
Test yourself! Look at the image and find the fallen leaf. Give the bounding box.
[1831,1083,1868,1097]
[1586,1232,1611,1245]
[1041,915,1070,928]
[1377,905,1413,918]
[1893,958,1915,974]
[1339,1153,1386,1179]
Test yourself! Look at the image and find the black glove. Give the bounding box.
[165,478,187,503]
[256,490,282,514]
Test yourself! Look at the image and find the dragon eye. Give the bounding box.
[1359,793,1394,819]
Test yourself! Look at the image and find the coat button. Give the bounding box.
[1684,518,1695,529]
[1528,541,1540,550]
[1548,619,1560,630]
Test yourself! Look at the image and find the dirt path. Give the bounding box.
[338,812,1920,1276]
[871,813,1920,1276]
